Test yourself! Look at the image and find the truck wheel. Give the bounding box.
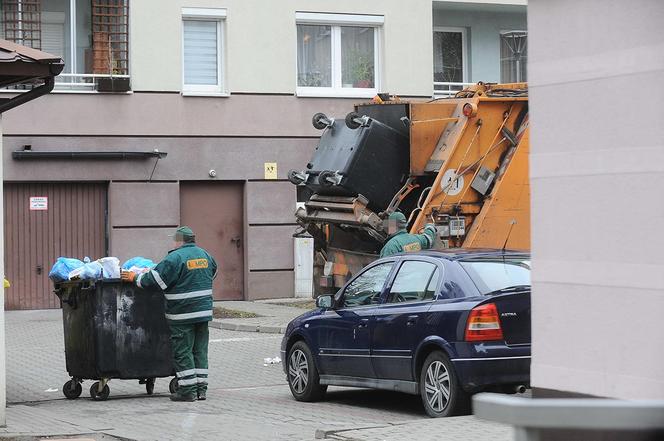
[63,380,82,399]
[89,382,110,401]
[419,351,470,417]
[287,341,327,402]
[169,377,179,394]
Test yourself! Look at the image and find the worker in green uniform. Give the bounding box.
[380,212,437,258]
[121,226,217,402]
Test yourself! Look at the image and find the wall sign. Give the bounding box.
[29,196,48,211]
[264,162,277,180]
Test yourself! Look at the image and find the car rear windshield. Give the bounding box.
[459,258,531,295]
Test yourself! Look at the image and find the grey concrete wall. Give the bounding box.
[246,181,297,224]
[529,0,664,399]
[108,182,181,266]
[1,93,373,137]
[109,182,180,227]
[111,227,175,264]
[245,181,298,300]
[3,133,306,300]
[247,271,296,301]
[2,136,314,182]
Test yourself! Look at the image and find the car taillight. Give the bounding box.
[465,303,504,341]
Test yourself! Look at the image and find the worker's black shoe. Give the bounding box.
[197,390,206,401]
[170,392,196,402]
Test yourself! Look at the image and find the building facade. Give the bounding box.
[1,0,526,309]
[529,0,664,400]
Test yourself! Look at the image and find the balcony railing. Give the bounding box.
[433,81,475,98]
[54,73,131,92]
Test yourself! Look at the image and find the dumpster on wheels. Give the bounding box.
[55,279,176,401]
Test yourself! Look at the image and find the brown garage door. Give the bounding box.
[180,182,244,300]
[4,183,107,310]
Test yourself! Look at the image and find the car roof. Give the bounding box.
[388,248,530,262]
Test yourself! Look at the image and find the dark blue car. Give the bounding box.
[281,249,531,417]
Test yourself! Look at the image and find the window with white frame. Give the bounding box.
[0,0,129,91]
[433,27,467,84]
[500,31,527,83]
[296,12,382,97]
[182,8,226,94]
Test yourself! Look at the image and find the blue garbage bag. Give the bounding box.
[122,257,156,271]
[74,261,103,280]
[49,257,84,282]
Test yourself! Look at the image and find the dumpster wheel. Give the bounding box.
[169,377,179,394]
[62,379,82,399]
[90,381,110,401]
[146,378,155,395]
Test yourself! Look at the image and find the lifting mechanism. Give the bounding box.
[290,82,530,293]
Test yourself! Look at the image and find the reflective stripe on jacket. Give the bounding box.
[379,224,436,258]
[137,243,218,324]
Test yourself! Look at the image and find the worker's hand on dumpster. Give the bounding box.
[120,270,136,284]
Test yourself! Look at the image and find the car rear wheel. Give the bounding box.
[287,341,327,402]
[419,351,470,417]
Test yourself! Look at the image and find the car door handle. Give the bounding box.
[358,319,369,328]
[406,315,419,326]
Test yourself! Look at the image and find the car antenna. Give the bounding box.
[501,218,517,250]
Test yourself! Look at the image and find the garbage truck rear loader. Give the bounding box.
[290,83,530,294]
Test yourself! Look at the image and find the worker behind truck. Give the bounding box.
[121,226,217,402]
[380,212,437,258]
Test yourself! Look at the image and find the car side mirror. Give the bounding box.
[316,295,333,309]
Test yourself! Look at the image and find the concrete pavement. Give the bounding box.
[211,299,307,334]
[2,307,513,441]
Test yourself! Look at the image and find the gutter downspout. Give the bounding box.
[0,76,55,114]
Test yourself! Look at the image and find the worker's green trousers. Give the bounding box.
[169,322,209,396]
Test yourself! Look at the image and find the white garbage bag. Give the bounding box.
[98,257,121,279]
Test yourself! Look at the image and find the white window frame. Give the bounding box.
[295,12,383,98]
[181,8,228,96]
[499,29,527,83]
[433,26,468,83]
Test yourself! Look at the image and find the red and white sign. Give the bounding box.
[29,196,48,211]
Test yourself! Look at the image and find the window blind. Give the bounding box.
[183,19,218,86]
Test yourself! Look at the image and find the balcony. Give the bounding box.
[433,81,475,98]
[0,0,129,93]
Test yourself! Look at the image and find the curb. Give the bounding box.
[209,320,286,334]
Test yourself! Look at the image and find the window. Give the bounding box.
[433,28,467,83]
[343,263,393,308]
[500,31,527,83]
[296,12,382,97]
[387,261,440,304]
[459,258,531,295]
[1,0,129,91]
[182,8,226,95]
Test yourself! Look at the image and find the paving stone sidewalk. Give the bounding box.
[211,299,311,334]
[2,308,514,441]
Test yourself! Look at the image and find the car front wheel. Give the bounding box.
[287,341,327,402]
[420,351,470,417]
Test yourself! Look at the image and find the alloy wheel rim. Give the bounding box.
[289,349,309,394]
[424,360,451,412]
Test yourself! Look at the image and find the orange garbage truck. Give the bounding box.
[289,83,530,294]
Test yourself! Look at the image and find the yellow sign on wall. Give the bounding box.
[264,162,277,180]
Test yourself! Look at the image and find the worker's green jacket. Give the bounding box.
[137,243,217,325]
[379,224,437,258]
